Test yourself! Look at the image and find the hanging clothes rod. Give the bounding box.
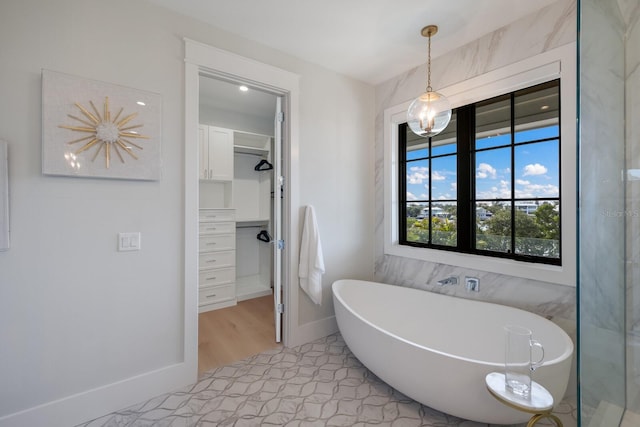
[235,150,267,157]
[236,224,269,229]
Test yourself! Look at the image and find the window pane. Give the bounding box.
[406,125,428,160]
[515,82,559,144]
[475,147,511,200]
[476,95,511,150]
[432,111,457,156]
[405,159,429,202]
[476,202,511,253]
[514,200,560,259]
[406,203,429,244]
[514,141,559,198]
[432,202,456,247]
[431,155,456,200]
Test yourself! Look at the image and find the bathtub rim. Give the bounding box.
[332,279,574,367]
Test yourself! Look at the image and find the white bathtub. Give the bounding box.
[332,279,574,424]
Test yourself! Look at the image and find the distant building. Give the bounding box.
[476,207,492,220]
[417,206,450,219]
[515,202,538,215]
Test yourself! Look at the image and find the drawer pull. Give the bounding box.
[206,227,217,231]
[206,294,217,298]
[206,242,217,245]
[206,259,217,263]
[206,277,217,281]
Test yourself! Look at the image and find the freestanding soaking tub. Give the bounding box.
[332,279,574,424]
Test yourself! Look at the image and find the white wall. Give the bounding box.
[0,0,375,424]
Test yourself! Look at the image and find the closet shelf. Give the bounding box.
[236,218,270,226]
[234,144,269,156]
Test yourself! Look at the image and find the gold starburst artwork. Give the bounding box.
[59,97,149,169]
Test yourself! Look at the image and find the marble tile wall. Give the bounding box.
[372,0,580,407]
[374,0,577,343]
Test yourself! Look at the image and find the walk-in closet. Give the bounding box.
[197,75,282,372]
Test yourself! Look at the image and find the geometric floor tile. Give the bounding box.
[76,333,577,427]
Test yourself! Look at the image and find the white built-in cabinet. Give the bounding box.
[198,126,274,312]
[199,125,233,181]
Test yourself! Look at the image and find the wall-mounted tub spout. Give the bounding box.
[437,276,458,286]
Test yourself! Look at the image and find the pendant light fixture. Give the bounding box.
[407,25,452,138]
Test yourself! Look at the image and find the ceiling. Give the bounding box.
[199,76,277,121]
[148,0,559,85]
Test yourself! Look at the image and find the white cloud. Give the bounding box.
[476,163,497,179]
[432,171,446,181]
[450,183,457,191]
[478,180,512,199]
[407,191,417,201]
[477,177,559,199]
[530,184,559,196]
[514,184,559,198]
[407,166,429,184]
[523,163,548,176]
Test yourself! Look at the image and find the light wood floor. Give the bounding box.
[198,295,281,375]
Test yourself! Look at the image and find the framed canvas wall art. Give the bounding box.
[42,70,162,180]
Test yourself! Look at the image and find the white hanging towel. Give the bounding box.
[298,205,325,305]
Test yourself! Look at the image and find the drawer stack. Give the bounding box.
[198,208,236,312]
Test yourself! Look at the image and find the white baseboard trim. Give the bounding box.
[0,362,196,427]
[288,315,338,348]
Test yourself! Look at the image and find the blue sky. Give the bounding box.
[406,126,560,202]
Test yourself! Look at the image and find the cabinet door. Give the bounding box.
[208,127,234,181]
[199,125,209,180]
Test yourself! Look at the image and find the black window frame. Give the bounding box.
[399,79,561,266]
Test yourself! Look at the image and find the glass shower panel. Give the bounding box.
[623,0,640,418]
[579,0,628,425]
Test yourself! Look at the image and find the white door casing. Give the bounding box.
[273,97,284,342]
[184,38,302,365]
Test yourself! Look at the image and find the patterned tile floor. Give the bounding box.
[78,333,577,427]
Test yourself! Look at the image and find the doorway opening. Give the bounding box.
[196,74,285,374]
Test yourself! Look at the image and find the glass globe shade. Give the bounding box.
[407,91,452,137]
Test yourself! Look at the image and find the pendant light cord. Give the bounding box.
[426,33,432,93]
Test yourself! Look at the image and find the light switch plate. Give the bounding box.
[118,232,141,251]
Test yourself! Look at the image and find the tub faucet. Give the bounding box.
[437,276,458,286]
[465,277,480,292]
